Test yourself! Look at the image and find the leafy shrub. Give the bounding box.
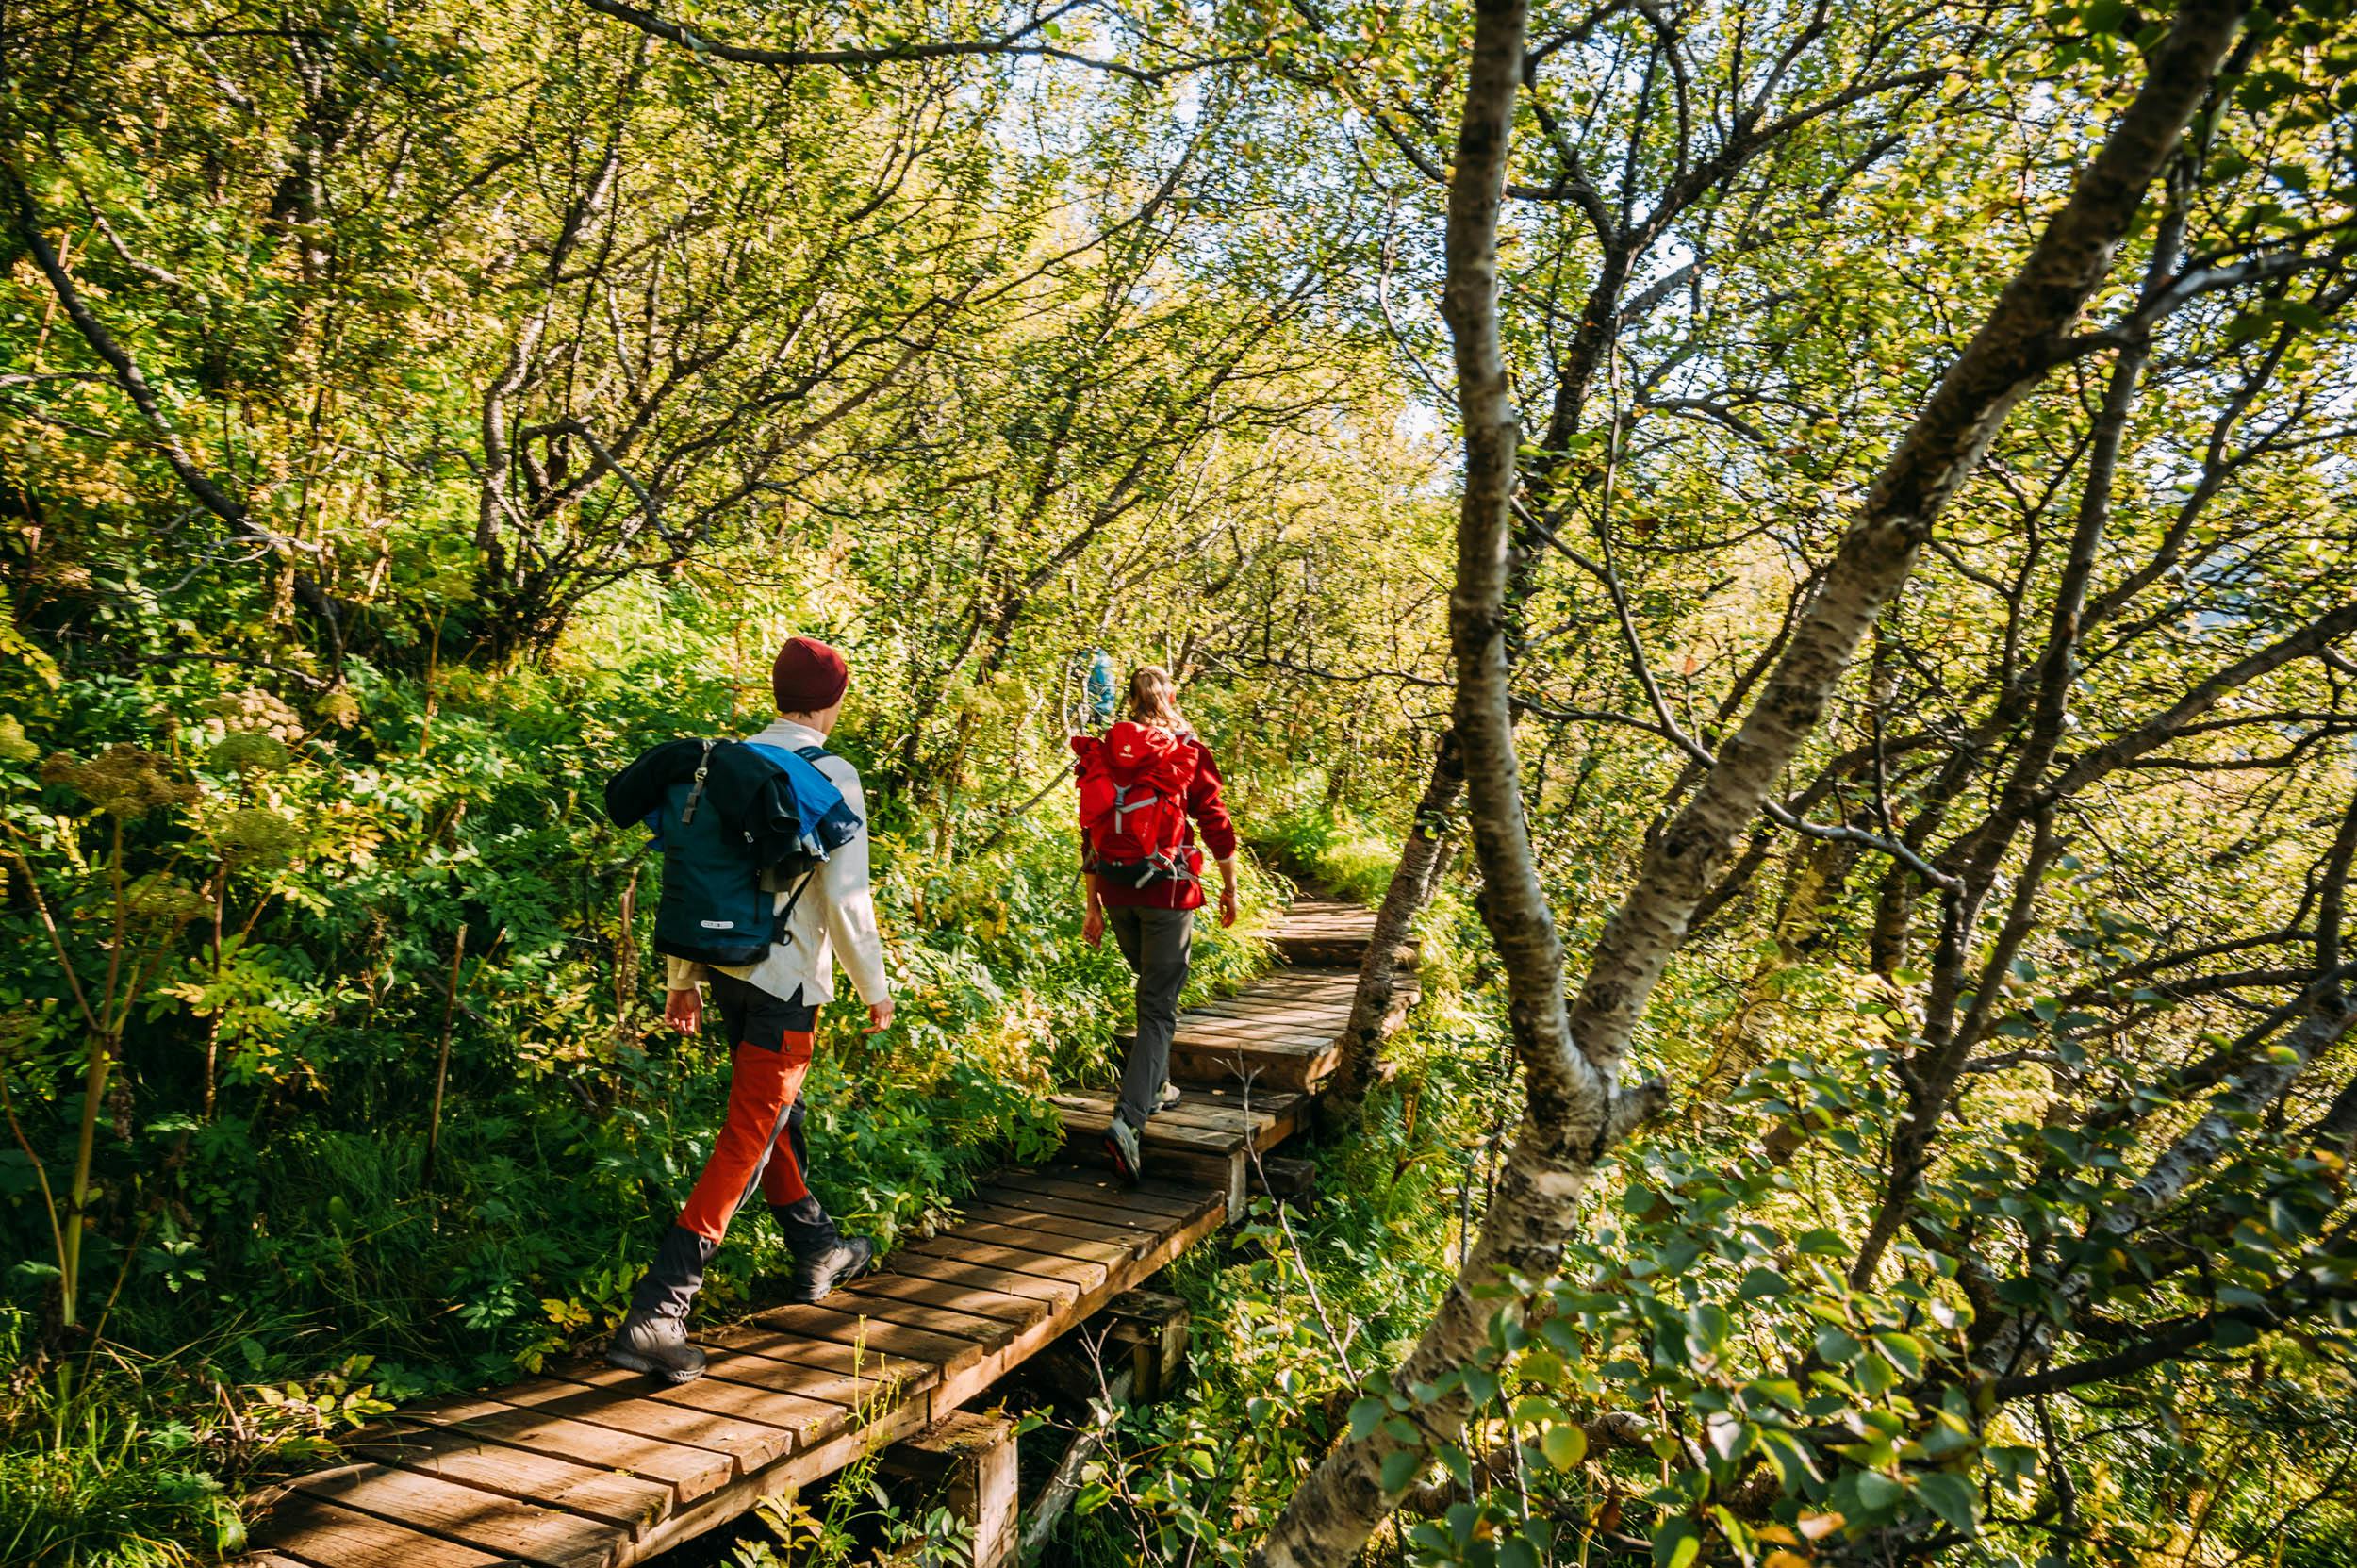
[1246,803,1401,906]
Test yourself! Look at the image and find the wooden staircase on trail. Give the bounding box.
[247,897,1396,1568]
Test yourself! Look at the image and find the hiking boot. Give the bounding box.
[1104,1116,1144,1185]
[783,1235,876,1305]
[607,1311,707,1384]
[1156,1081,1183,1112]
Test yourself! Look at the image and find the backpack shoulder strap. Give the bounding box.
[680,739,718,823]
[795,743,832,763]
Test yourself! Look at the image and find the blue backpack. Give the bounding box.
[645,741,863,967]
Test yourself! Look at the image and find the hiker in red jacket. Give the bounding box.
[1072,666,1239,1182]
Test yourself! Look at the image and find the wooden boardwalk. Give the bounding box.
[249,899,1383,1568]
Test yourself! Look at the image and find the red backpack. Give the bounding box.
[1072,721,1201,888]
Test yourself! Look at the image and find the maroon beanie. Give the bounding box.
[772,635,849,714]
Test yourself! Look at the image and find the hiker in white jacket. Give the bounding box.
[608,635,894,1385]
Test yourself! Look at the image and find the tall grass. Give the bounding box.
[1244,805,1401,907]
[0,1308,310,1567]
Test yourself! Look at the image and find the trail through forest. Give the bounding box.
[5,0,2357,1564]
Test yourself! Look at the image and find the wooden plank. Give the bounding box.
[899,1232,1111,1292]
[616,1395,932,1565]
[537,1360,854,1453]
[1241,971,1359,991]
[257,1494,519,1568]
[1052,1092,1255,1140]
[1174,1089,1304,1151]
[700,1327,933,1383]
[942,1218,1133,1268]
[490,1379,794,1471]
[1169,1028,1339,1051]
[695,1359,915,1427]
[1170,1017,1334,1048]
[1272,939,1375,966]
[1178,1098,1310,1150]
[1165,1052,1325,1085]
[1180,1084,1304,1113]
[1148,1101,1277,1137]
[1190,1003,1351,1025]
[288,1462,619,1568]
[1190,1001,1351,1025]
[1233,988,1353,1007]
[537,1360,847,1439]
[992,1169,1208,1222]
[882,1250,1083,1311]
[1049,1090,1270,1142]
[931,1173,1230,1411]
[848,1270,1054,1326]
[1169,1043,1332,1094]
[402,1399,735,1501]
[806,1282,1018,1348]
[1056,1094,1282,1155]
[750,1302,993,1370]
[973,1180,1168,1233]
[1173,1009,1334,1036]
[1208,983,1358,1004]
[1051,1141,1249,1227]
[1050,1104,1244,1155]
[959,1202,1160,1252]
[342,1424,672,1539]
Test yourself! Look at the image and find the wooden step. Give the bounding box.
[1049,1086,1303,1154]
[1168,1033,1340,1094]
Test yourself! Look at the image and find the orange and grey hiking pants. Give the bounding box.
[627,973,836,1322]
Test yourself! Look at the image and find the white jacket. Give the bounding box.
[663,718,892,1007]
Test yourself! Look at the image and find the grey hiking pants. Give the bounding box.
[1111,904,1194,1130]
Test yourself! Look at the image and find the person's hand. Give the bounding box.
[665,987,702,1034]
[1218,883,1240,929]
[1083,905,1106,948]
[865,998,896,1035]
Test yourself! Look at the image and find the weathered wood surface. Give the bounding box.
[881,1411,1020,1566]
[248,895,1377,1568]
[1162,903,1412,1091]
[252,1168,1221,1568]
[1270,898,1395,966]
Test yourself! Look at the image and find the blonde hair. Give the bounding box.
[1128,666,1189,732]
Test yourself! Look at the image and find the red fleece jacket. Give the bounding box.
[1075,724,1238,912]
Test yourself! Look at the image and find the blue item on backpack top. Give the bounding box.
[747,744,863,876]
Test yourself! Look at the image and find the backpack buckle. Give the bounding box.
[682,739,717,824]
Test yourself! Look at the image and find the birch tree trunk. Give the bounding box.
[1251,2,2251,1561]
[1256,1,1574,1559]
[1325,728,1462,1124]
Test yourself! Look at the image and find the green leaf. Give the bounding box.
[1914,1471,1979,1535]
[1855,1471,1904,1512]
[1757,1428,1822,1485]
[1379,1448,1421,1493]
[1542,1423,1588,1472]
[1652,1516,1701,1568]
[1875,1331,1927,1379]
[2210,1314,2258,1350]
[1346,1397,1386,1441]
